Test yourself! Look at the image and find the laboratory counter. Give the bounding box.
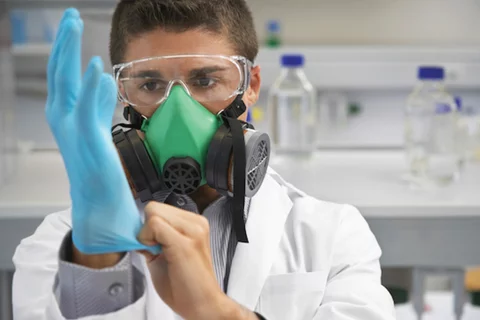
[2,150,480,268]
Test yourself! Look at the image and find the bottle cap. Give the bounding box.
[267,20,280,33]
[281,54,304,67]
[418,66,445,80]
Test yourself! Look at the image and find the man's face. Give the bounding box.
[122,28,261,119]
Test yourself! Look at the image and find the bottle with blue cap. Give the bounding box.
[266,20,281,47]
[455,96,469,166]
[267,54,316,155]
[405,66,461,186]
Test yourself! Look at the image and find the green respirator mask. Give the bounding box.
[112,86,270,242]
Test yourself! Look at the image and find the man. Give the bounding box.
[12,1,395,319]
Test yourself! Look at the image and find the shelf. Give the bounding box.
[12,44,50,84]
[258,46,480,63]
[256,46,480,90]
[15,78,47,96]
[11,43,51,56]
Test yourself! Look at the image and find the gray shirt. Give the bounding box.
[55,192,250,319]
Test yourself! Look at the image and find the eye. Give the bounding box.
[193,77,216,88]
[140,80,165,92]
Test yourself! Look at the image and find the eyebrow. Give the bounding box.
[121,66,229,80]
[126,70,165,79]
[189,66,228,77]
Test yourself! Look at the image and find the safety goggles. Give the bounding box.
[113,54,253,113]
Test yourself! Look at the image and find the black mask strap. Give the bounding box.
[221,97,249,243]
[123,106,145,130]
[222,95,247,119]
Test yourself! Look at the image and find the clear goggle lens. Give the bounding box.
[114,55,252,112]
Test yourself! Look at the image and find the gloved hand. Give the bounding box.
[46,8,159,254]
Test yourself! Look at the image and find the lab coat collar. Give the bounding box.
[226,172,293,310]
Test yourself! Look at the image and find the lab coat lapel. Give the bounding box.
[226,173,293,310]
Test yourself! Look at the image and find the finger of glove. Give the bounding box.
[95,73,119,130]
[46,9,81,120]
[52,14,84,114]
[76,57,104,131]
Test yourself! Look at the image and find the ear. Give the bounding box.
[243,65,261,108]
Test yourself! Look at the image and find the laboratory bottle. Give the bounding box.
[405,66,461,187]
[265,20,281,48]
[9,10,27,44]
[454,96,468,168]
[267,54,316,155]
[456,98,480,162]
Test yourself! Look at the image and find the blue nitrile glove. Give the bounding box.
[46,8,160,255]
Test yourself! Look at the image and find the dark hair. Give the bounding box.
[109,0,258,66]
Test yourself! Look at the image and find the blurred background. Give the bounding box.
[2,0,480,319]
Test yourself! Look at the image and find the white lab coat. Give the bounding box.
[12,169,395,320]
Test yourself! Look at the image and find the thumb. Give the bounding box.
[96,73,119,129]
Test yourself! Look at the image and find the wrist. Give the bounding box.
[72,243,124,269]
[61,231,125,269]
